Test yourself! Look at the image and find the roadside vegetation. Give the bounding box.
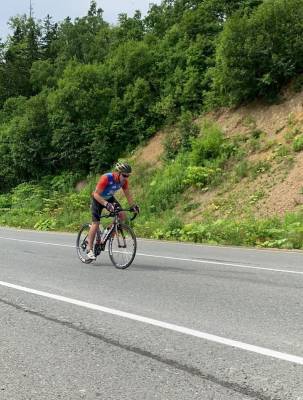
[0,0,303,249]
[0,117,302,249]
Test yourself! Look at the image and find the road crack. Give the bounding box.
[0,297,282,400]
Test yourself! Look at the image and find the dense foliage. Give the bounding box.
[0,0,270,190]
[208,0,303,106]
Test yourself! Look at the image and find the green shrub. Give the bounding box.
[284,128,300,143]
[145,155,189,212]
[261,139,277,152]
[11,183,47,212]
[163,130,182,160]
[166,216,184,231]
[163,112,199,160]
[147,212,303,249]
[34,218,57,231]
[250,129,263,139]
[293,135,303,152]
[274,144,291,157]
[208,0,303,106]
[0,194,12,209]
[250,161,271,179]
[291,74,303,93]
[48,172,83,193]
[178,111,199,150]
[183,202,200,212]
[235,160,250,180]
[247,137,261,153]
[183,166,220,188]
[190,122,225,166]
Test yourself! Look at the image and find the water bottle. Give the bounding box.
[95,225,103,244]
[101,227,110,243]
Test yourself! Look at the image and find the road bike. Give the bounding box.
[76,208,137,269]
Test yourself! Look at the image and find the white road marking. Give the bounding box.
[0,279,302,365]
[0,235,302,276]
[0,236,74,248]
[136,252,303,275]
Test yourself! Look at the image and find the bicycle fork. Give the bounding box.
[114,225,127,248]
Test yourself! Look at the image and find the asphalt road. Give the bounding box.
[0,226,302,400]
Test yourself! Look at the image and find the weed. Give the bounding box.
[250,161,271,179]
[287,112,297,127]
[260,139,276,152]
[183,202,200,212]
[293,135,303,152]
[34,218,57,231]
[163,130,181,160]
[250,129,263,139]
[274,144,291,158]
[249,190,265,205]
[183,166,221,188]
[190,122,225,166]
[246,137,261,153]
[163,113,199,160]
[284,128,301,143]
[234,160,249,181]
[242,115,256,129]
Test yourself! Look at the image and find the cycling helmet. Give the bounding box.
[115,161,132,174]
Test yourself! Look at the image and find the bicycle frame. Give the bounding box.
[95,208,137,253]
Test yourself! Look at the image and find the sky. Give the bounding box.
[0,0,162,41]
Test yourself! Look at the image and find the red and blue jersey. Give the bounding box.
[95,172,128,200]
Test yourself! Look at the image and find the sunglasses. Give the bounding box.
[121,173,130,178]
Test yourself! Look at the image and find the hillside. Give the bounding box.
[208,90,303,217]
[0,85,303,249]
[133,86,303,222]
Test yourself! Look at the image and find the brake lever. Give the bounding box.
[130,212,138,221]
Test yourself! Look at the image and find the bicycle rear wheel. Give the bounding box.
[108,223,137,269]
[76,223,93,264]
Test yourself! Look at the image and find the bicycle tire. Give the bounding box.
[108,223,137,269]
[76,223,93,264]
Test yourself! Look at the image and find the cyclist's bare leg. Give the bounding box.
[118,211,126,222]
[88,222,99,251]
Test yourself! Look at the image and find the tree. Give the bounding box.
[0,15,41,105]
[47,62,114,171]
[30,60,56,91]
[115,11,145,42]
[53,1,108,64]
[0,93,52,188]
[208,0,303,106]
[40,15,58,60]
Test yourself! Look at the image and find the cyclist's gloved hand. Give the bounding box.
[113,203,121,212]
[105,202,115,213]
[130,204,140,214]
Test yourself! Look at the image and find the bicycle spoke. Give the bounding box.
[76,224,93,264]
[108,223,136,269]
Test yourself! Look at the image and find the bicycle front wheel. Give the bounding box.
[108,223,137,269]
[76,223,93,264]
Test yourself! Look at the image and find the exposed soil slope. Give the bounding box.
[133,88,303,220]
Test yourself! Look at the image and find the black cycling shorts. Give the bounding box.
[91,196,121,223]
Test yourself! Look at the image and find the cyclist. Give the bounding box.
[86,161,140,260]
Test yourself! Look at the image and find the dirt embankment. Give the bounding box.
[133,88,303,218]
